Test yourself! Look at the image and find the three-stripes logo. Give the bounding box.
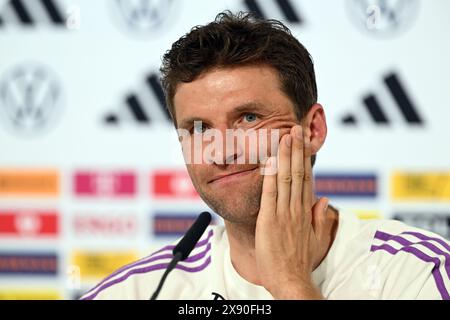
[242,0,303,24]
[0,0,67,27]
[341,72,424,127]
[104,73,171,125]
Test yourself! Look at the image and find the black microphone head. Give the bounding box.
[173,211,211,260]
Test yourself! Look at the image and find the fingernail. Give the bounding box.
[285,135,292,147]
[324,199,329,212]
[263,157,276,175]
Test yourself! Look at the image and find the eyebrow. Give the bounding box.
[177,101,271,129]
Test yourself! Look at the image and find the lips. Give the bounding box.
[208,167,259,184]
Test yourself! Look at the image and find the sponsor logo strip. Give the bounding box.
[0,170,59,197]
[391,172,450,201]
[74,171,136,197]
[353,210,382,220]
[152,170,199,199]
[73,214,136,236]
[72,251,138,279]
[0,253,58,275]
[0,289,60,300]
[0,210,58,237]
[393,213,450,239]
[315,174,377,197]
[153,214,198,236]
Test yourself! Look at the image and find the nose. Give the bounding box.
[206,127,244,165]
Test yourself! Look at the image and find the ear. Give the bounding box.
[302,103,327,155]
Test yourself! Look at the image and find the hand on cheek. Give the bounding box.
[255,125,330,300]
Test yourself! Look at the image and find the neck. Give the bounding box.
[224,204,340,287]
[224,220,262,285]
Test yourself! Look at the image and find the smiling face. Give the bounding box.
[174,65,301,225]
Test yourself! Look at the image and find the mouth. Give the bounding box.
[208,167,259,184]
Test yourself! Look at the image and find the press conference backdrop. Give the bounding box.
[0,0,449,299]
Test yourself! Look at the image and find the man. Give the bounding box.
[81,12,450,300]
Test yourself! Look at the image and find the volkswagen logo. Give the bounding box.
[346,0,420,37]
[110,0,179,37]
[0,63,64,136]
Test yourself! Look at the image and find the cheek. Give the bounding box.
[186,163,200,176]
[186,164,209,185]
[245,127,292,160]
[180,136,207,165]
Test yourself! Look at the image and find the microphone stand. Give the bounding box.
[150,252,183,300]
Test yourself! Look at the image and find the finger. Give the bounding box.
[290,125,304,218]
[259,157,278,219]
[276,134,292,216]
[302,135,313,225]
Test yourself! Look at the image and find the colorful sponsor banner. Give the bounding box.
[0,289,61,300]
[73,214,137,237]
[391,172,450,201]
[72,251,138,279]
[153,214,199,237]
[73,170,136,197]
[0,210,58,237]
[0,253,58,275]
[315,174,377,197]
[151,170,199,199]
[393,212,450,239]
[0,170,59,197]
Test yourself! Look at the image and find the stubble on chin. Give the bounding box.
[193,176,264,226]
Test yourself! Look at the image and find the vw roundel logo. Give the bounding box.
[110,0,179,37]
[346,0,420,37]
[0,63,64,136]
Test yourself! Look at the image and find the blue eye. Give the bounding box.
[244,113,258,122]
[192,121,206,134]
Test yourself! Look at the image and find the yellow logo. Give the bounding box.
[391,172,450,201]
[0,289,60,300]
[353,210,382,220]
[72,251,138,280]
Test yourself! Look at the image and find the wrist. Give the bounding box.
[268,277,324,300]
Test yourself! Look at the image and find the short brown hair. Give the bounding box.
[160,11,318,165]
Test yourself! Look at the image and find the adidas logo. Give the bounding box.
[104,73,171,125]
[341,72,424,126]
[243,0,303,24]
[0,0,67,27]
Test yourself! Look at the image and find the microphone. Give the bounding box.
[150,211,212,300]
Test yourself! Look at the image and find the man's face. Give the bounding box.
[174,65,299,225]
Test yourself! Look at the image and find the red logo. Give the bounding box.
[73,214,137,236]
[0,210,58,237]
[151,170,199,199]
[74,171,136,197]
